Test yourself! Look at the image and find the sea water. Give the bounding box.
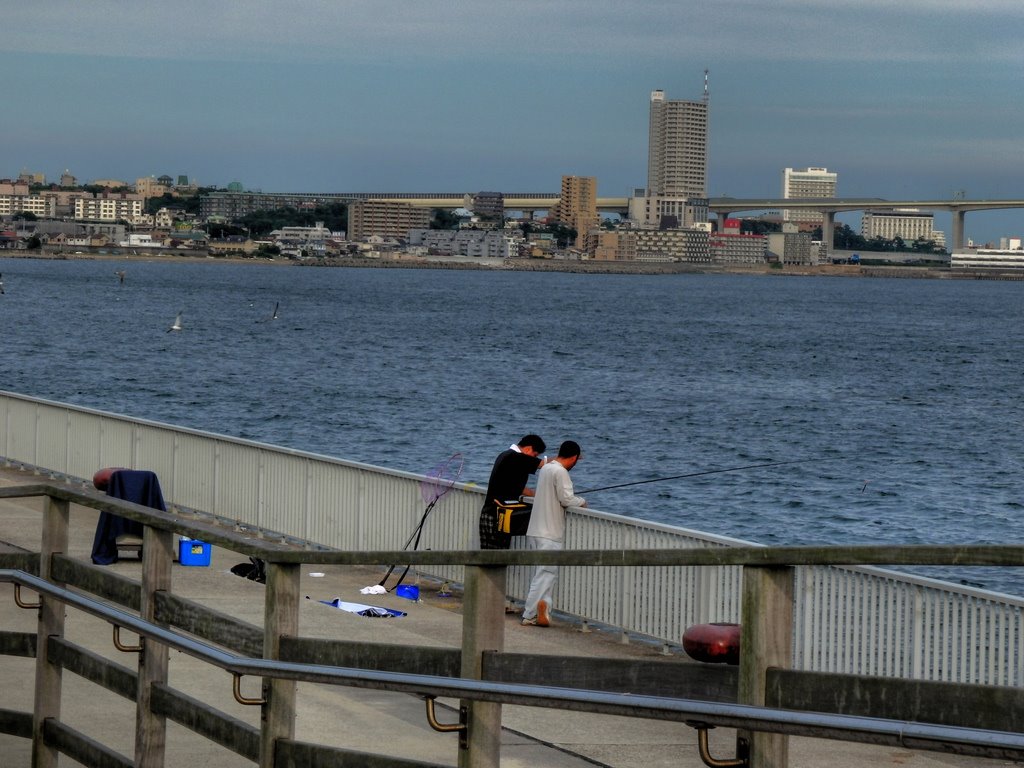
[2,257,1023,593]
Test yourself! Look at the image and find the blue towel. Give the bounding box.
[90,470,166,565]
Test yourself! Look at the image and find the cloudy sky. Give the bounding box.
[4,1,1023,242]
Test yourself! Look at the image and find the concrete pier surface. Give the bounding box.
[0,465,1005,767]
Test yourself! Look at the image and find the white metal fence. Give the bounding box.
[2,390,1023,686]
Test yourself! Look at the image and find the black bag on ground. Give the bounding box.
[230,556,266,583]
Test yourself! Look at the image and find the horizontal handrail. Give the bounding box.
[3,567,1023,760]
[2,483,1023,570]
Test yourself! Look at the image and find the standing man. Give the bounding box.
[521,440,586,627]
[479,434,546,550]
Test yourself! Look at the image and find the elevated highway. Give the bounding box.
[333,193,1024,248]
[708,197,1024,251]
[202,190,1024,250]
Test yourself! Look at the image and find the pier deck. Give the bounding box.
[0,464,992,767]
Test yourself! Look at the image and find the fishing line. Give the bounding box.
[578,458,821,494]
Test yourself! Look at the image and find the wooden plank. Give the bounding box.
[53,554,141,612]
[0,630,37,658]
[155,590,264,658]
[279,637,460,677]
[150,682,260,762]
[49,637,137,700]
[277,639,736,701]
[483,652,738,702]
[767,669,1024,733]
[0,707,32,738]
[275,739,448,768]
[42,718,133,768]
[0,552,39,572]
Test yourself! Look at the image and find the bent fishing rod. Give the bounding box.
[578,458,820,494]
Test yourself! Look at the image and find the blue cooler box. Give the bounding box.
[179,538,211,566]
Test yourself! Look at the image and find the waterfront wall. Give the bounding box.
[2,389,1023,685]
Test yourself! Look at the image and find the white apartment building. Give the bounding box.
[951,249,1024,269]
[862,209,945,247]
[709,232,767,264]
[408,228,520,259]
[0,181,56,217]
[647,89,708,198]
[782,167,837,226]
[628,194,709,229]
[634,228,710,262]
[74,193,144,222]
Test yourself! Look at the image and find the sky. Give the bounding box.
[3,1,1024,244]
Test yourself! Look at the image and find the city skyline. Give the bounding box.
[3,1,1023,244]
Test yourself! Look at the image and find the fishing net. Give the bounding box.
[379,452,464,590]
[421,452,464,506]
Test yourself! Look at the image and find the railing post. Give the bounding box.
[459,565,506,768]
[260,561,299,768]
[32,495,69,768]
[135,524,174,767]
[738,565,794,768]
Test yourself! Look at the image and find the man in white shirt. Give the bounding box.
[521,440,586,627]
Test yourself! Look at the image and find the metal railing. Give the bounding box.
[3,483,1024,768]
[4,566,1023,768]
[2,390,1024,685]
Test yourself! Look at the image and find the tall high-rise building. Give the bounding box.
[551,175,599,247]
[646,87,709,198]
[782,167,837,226]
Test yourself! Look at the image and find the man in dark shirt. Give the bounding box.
[479,434,546,550]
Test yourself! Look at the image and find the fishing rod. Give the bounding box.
[578,458,819,494]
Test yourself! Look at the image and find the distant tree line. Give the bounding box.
[828,223,945,254]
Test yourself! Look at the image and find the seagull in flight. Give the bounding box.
[167,311,183,332]
[271,301,279,320]
[115,270,126,284]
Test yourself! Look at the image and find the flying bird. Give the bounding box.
[167,311,183,332]
[115,270,126,284]
[271,301,279,320]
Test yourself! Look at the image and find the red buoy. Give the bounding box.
[682,622,741,665]
[92,467,127,491]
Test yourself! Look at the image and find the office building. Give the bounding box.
[782,167,837,227]
[647,89,708,198]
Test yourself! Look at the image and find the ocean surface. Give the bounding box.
[2,256,1023,594]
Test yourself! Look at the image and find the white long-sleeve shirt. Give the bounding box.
[526,461,585,542]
